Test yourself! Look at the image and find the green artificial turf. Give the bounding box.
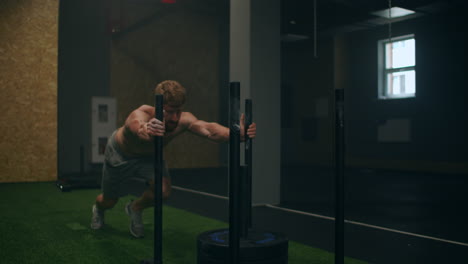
[0,182,367,264]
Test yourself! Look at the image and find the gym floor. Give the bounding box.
[167,166,468,264]
[1,182,365,264]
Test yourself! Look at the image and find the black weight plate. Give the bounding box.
[197,229,288,261]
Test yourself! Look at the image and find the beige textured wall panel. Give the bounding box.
[111,2,223,168]
[0,0,58,182]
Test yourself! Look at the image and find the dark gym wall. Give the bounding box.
[58,0,110,175]
[109,0,229,169]
[281,8,468,174]
[280,37,336,206]
[281,37,335,167]
[0,0,58,183]
[343,8,468,173]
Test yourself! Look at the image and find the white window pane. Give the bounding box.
[404,70,416,94]
[386,70,415,96]
[385,38,415,69]
[387,73,401,94]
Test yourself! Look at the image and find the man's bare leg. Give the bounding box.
[126,178,172,238]
[91,194,118,229]
[96,193,119,210]
[131,177,172,212]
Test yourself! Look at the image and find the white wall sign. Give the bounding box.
[91,97,117,163]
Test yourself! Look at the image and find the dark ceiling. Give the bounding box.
[281,0,465,37]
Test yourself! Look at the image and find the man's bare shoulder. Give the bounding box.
[136,104,154,113]
[126,105,154,119]
[179,112,198,127]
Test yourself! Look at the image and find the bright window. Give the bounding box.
[378,35,416,99]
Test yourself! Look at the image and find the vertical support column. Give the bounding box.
[230,0,251,99]
[250,0,281,205]
[334,89,345,264]
[229,82,241,264]
[231,0,280,206]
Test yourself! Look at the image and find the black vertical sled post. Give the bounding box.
[334,89,345,264]
[154,94,164,264]
[141,94,164,264]
[229,82,241,264]
[80,145,85,178]
[196,82,288,264]
[241,99,253,238]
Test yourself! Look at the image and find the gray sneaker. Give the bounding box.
[125,201,144,238]
[91,204,104,229]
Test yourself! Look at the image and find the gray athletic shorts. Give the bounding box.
[101,130,170,199]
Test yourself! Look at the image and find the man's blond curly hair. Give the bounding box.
[154,80,186,107]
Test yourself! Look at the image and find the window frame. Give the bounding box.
[378,34,416,100]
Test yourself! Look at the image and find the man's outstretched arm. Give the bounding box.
[188,119,230,142]
[186,112,256,143]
